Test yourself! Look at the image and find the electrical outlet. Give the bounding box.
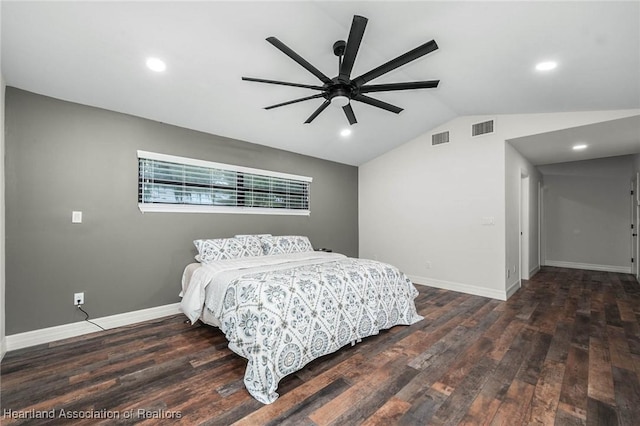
[426,261,432,269]
[74,292,85,306]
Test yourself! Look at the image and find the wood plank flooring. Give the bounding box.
[1,267,639,425]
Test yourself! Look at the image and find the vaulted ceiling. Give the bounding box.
[2,1,639,165]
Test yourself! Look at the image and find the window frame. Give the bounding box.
[137,150,312,216]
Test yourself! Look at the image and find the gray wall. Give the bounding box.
[5,88,358,334]
[539,155,633,270]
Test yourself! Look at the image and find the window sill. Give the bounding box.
[138,203,310,216]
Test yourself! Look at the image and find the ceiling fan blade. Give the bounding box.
[242,77,324,91]
[265,93,325,110]
[304,100,331,123]
[343,103,357,125]
[339,15,368,80]
[266,37,332,84]
[353,94,403,114]
[352,39,438,87]
[359,80,439,93]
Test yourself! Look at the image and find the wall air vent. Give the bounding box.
[431,131,450,146]
[472,119,495,137]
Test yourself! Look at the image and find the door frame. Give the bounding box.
[520,172,530,280]
[634,173,639,279]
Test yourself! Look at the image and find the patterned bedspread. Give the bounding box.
[180,253,423,404]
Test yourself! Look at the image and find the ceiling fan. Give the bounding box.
[242,15,440,126]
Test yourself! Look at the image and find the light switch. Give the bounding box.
[72,211,83,224]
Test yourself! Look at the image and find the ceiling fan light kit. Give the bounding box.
[330,94,350,108]
[242,15,440,126]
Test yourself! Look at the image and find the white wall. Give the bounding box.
[360,115,507,299]
[359,110,639,300]
[539,156,634,273]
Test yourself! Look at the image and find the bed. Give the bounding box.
[179,235,423,404]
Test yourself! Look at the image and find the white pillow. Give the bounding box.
[261,235,314,255]
[194,236,263,263]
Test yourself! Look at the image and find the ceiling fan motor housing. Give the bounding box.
[326,83,354,100]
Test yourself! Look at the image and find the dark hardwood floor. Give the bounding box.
[2,267,639,425]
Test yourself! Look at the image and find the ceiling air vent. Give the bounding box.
[472,119,494,137]
[431,131,450,146]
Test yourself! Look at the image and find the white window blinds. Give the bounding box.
[137,151,311,215]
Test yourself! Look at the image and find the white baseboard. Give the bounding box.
[506,280,521,299]
[409,275,508,301]
[544,260,631,274]
[529,264,541,278]
[5,303,181,352]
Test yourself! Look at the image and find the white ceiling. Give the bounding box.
[509,115,640,166]
[2,1,639,166]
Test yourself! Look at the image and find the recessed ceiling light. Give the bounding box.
[572,144,587,151]
[535,61,557,71]
[340,128,352,137]
[146,57,166,72]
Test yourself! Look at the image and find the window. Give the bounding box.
[137,151,312,215]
